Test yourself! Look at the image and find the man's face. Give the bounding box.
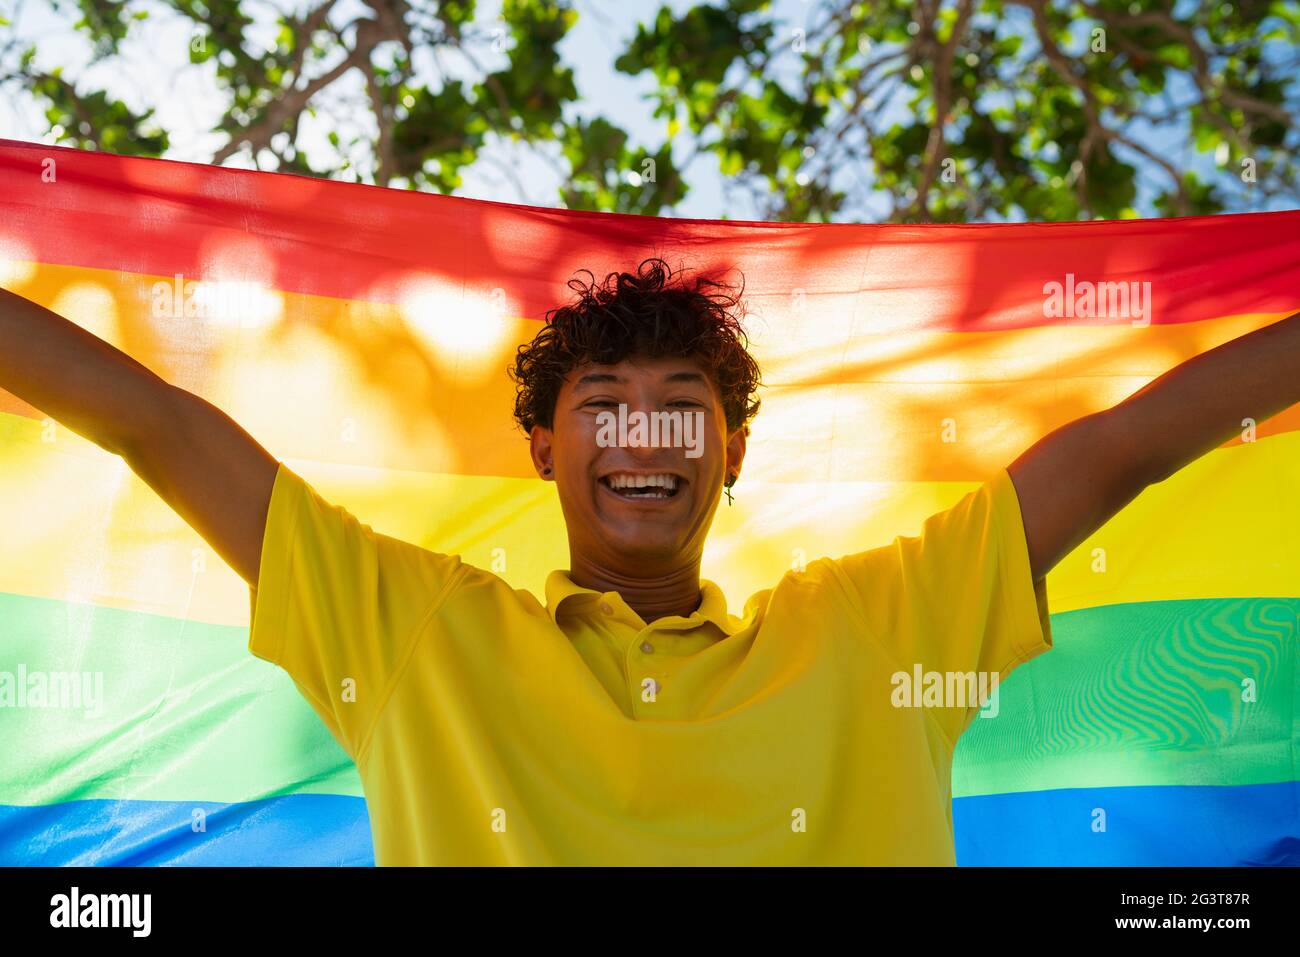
[530,354,746,575]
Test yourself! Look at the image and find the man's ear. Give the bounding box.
[530,425,555,480]
[725,426,747,483]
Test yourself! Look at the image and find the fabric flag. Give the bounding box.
[0,138,1298,866]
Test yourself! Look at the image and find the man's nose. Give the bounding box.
[622,403,688,454]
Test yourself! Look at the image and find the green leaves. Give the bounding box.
[560,118,685,214]
[5,0,1296,220]
[613,0,1298,221]
[475,0,577,139]
[28,64,169,155]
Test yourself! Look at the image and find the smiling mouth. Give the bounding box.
[599,473,684,500]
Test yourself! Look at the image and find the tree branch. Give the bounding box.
[906,0,975,220]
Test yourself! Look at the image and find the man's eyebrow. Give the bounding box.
[664,371,709,386]
[573,372,622,390]
[572,370,710,389]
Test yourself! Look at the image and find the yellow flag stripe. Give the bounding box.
[3,409,1296,628]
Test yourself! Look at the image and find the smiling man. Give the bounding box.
[515,264,755,631]
[1,256,1298,865]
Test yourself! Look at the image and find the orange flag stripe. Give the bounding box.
[1,260,1295,483]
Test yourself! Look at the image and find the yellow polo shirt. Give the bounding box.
[249,463,1052,865]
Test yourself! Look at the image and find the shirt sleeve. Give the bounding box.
[820,467,1053,745]
[248,462,468,761]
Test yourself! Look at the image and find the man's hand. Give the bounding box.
[0,287,278,585]
[1009,310,1300,582]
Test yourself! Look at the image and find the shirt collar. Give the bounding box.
[545,570,741,637]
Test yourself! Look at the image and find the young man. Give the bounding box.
[1,257,1297,864]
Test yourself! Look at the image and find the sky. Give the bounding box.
[0,0,797,217]
[0,0,1290,220]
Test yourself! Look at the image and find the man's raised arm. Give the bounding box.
[0,287,278,585]
[1008,310,1300,582]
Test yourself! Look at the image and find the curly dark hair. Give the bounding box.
[510,257,762,437]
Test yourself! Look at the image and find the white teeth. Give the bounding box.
[605,473,679,491]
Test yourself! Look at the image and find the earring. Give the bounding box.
[724,473,736,506]
[542,466,552,476]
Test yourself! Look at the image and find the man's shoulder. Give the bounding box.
[737,554,881,624]
[395,550,545,620]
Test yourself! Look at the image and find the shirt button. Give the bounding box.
[599,601,613,615]
[639,641,654,654]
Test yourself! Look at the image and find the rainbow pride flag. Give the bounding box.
[1,139,1298,865]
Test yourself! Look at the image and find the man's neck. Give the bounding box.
[567,556,703,624]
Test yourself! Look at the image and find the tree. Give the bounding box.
[3,0,1297,221]
[618,0,1300,220]
[2,0,604,194]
